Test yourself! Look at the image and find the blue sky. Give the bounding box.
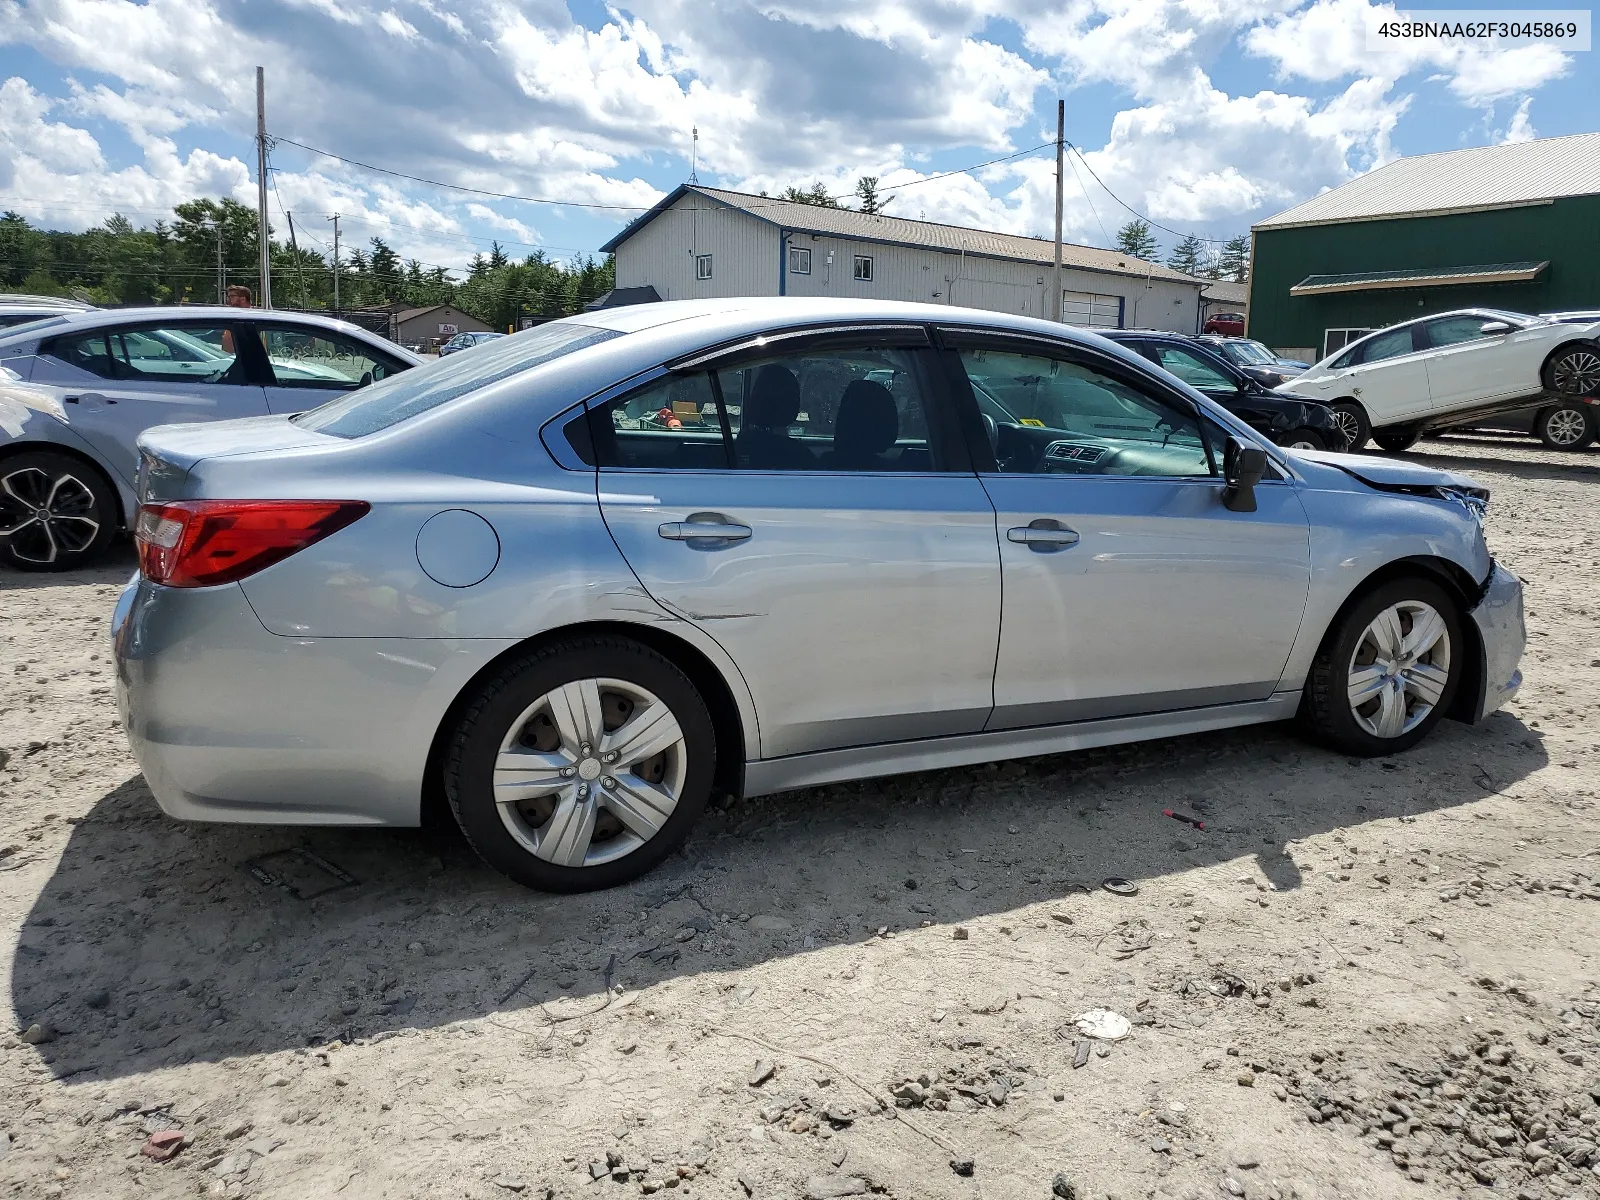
[0,0,1591,278]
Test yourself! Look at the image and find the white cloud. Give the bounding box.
[1498,97,1536,145]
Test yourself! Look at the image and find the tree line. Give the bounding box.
[1112,218,1250,282]
[0,198,615,329]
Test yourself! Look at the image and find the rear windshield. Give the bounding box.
[295,320,623,438]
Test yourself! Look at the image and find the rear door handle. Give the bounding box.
[1007,522,1079,551]
[658,513,753,543]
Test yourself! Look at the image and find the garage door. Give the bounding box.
[1062,291,1124,329]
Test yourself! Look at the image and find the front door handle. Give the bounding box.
[659,513,753,543]
[1007,521,1079,551]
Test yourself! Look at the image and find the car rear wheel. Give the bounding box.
[1371,426,1422,453]
[1533,402,1596,450]
[1328,401,1370,451]
[1543,344,1600,396]
[1280,428,1327,451]
[1300,578,1463,757]
[445,636,716,892]
[0,451,117,572]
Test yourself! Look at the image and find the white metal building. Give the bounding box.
[600,186,1207,332]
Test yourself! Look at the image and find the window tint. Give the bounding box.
[297,321,622,438]
[959,348,1217,478]
[588,373,731,470]
[46,324,241,383]
[585,344,952,473]
[1424,315,1500,348]
[1354,326,1416,365]
[1152,345,1234,391]
[259,326,399,390]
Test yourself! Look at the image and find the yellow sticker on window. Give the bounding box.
[1019,418,1046,427]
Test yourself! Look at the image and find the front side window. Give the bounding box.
[959,347,1217,478]
[1354,325,1418,365]
[853,255,873,282]
[1152,345,1235,392]
[583,342,952,473]
[45,324,241,384]
[789,246,812,275]
[258,327,401,390]
[696,254,713,281]
[1422,315,1502,349]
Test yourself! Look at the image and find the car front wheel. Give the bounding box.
[1280,428,1327,451]
[1328,401,1370,451]
[1533,402,1596,450]
[1300,578,1463,757]
[0,451,117,572]
[1544,344,1600,396]
[445,636,716,892]
[1371,426,1422,453]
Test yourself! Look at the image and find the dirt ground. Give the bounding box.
[1,433,1598,1200]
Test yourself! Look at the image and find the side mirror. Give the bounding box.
[1480,321,1512,336]
[1221,436,1268,513]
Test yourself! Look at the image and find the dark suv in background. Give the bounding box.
[1100,330,1346,450]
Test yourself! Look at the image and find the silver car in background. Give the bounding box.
[0,307,420,569]
[113,299,1525,892]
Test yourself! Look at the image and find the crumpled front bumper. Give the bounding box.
[1466,561,1525,722]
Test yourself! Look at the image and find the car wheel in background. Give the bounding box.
[1299,577,1463,757]
[1280,428,1327,451]
[1371,426,1422,453]
[1543,344,1600,396]
[1328,401,1370,451]
[1533,402,1596,450]
[445,635,716,892]
[0,450,117,572]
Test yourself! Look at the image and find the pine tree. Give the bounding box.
[1114,218,1159,260]
[855,176,888,215]
[1166,234,1206,276]
[1217,234,1251,283]
[782,182,839,208]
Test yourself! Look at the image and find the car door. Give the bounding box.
[249,323,410,415]
[590,327,1002,759]
[942,330,1311,729]
[1327,324,1431,424]
[30,320,268,487]
[1417,313,1527,411]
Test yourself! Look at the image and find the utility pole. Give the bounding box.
[255,66,272,309]
[1052,99,1064,323]
[329,214,341,312]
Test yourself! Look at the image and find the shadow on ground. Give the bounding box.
[1412,435,1600,483]
[13,706,1544,1085]
[0,542,138,590]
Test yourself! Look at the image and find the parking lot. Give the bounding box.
[1,433,1598,1200]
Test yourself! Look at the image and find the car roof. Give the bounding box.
[0,294,94,309]
[0,306,420,359]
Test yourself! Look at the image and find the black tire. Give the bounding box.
[1542,343,1600,397]
[1533,402,1596,450]
[444,635,716,893]
[1300,577,1464,757]
[1279,427,1327,451]
[1328,401,1370,451]
[1372,426,1422,453]
[0,450,118,572]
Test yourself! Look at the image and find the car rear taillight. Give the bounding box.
[134,500,369,588]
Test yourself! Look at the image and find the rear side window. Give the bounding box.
[44,325,243,384]
[297,321,622,438]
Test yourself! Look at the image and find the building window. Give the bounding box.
[1323,327,1373,358]
[696,254,713,281]
[853,255,874,282]
[788,246,811,275]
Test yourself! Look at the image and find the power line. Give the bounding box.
[1065,143,1230,246]
[873,142,1054,199]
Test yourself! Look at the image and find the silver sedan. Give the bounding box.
[113,299,1525,891]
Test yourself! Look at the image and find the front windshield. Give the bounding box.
[296,319,623,438]
[1227,340,1277,364]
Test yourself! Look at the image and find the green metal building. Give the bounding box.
[1248,132,1600,363]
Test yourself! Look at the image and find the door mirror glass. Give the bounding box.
[1221,436,1268,512]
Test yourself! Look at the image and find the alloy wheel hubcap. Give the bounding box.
[0,467,100,564]
[1545,408,1588,445]
[1346,600,1452,739]
[493,677,686,868]
[1331,410,1361,443]
[1286,439,1317,450]
[1552,350,1600,395]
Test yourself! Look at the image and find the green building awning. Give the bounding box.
[1289,261,1549,297]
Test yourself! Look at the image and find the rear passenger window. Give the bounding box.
[587,373,732,470]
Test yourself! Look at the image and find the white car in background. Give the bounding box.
[1278,308,1600,452]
